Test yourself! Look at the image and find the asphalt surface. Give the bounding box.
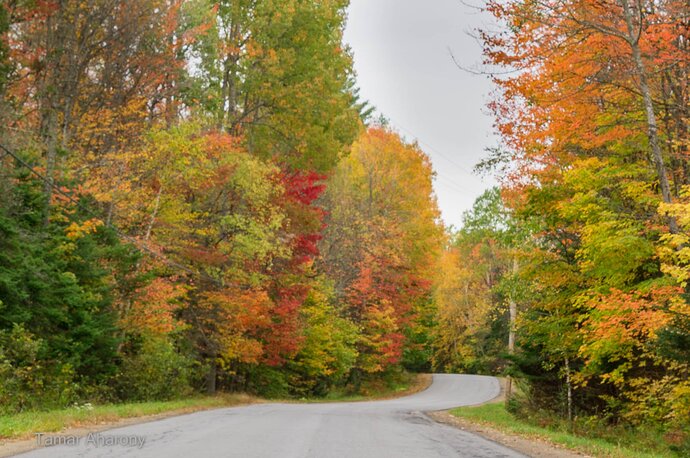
[19,374,526,458]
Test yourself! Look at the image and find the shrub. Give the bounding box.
[0,324,77,414]
[246,365,289,399]
[115,336,196,401]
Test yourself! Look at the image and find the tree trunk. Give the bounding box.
[565,356,573,431]
[41,107,58,225]
[505,256,519,403]
[144,184,163,241]
[619,0,677,233]
[206,360,217,395]
[39,9,59,226]
[219,21,241,133]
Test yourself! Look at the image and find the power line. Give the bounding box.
[434,174,477,195]
[380,115,488,195]
[384,115,478,176]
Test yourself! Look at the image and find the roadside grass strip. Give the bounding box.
[449,403,677,458]
[0,394,256,441]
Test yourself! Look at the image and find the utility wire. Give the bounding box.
[384,115,478,176]
[381,116,487,195]
[434,175,476,195]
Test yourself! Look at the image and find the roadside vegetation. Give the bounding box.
[304,372,432,403]
[0,0,442,421]
[436,0,690,454]
[0,394,255,441]
[1,0,689,455]
[450,403,677,458]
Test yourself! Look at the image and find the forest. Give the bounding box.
[0,0,688,455]
[0,0,444,409]
[437,0,689,452]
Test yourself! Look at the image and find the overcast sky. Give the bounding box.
[343,0,497,230]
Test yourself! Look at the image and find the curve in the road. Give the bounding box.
[18,374,525,458]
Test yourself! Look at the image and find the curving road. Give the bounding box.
[19,374,525,458]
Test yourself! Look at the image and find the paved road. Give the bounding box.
[19,374,526,458]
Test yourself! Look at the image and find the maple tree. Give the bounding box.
[436,0,690,447]
[319,127,444,379]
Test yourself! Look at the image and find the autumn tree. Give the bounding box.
[474,0,690,443]
[2,1,187,221]
[319,127,444,377]
[187,0,361,172]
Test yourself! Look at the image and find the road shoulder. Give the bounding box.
[427,410,591,458]
[0,400,257,458]
[1,374,432,457]
[426,377,589,458]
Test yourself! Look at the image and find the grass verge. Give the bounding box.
[0,393,257,442]
[0,373,431,443]
[449,403,677,458]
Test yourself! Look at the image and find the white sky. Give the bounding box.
[343,0,497,230]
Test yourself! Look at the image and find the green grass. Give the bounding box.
[0,394,256,441]
[0,374,430,441]
[449,403,678,458]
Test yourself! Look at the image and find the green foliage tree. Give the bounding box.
[187,0,361,171]
[0,165,142,406]
[287,282,358,396]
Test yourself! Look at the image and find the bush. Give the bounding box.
[0,324,78,414]
[246,365,289,399]
[287,287,359,397]
[115,336,196,402]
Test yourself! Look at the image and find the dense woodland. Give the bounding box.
[437,0,689,452]
[0,0,445,409]
[1,0,689,454]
